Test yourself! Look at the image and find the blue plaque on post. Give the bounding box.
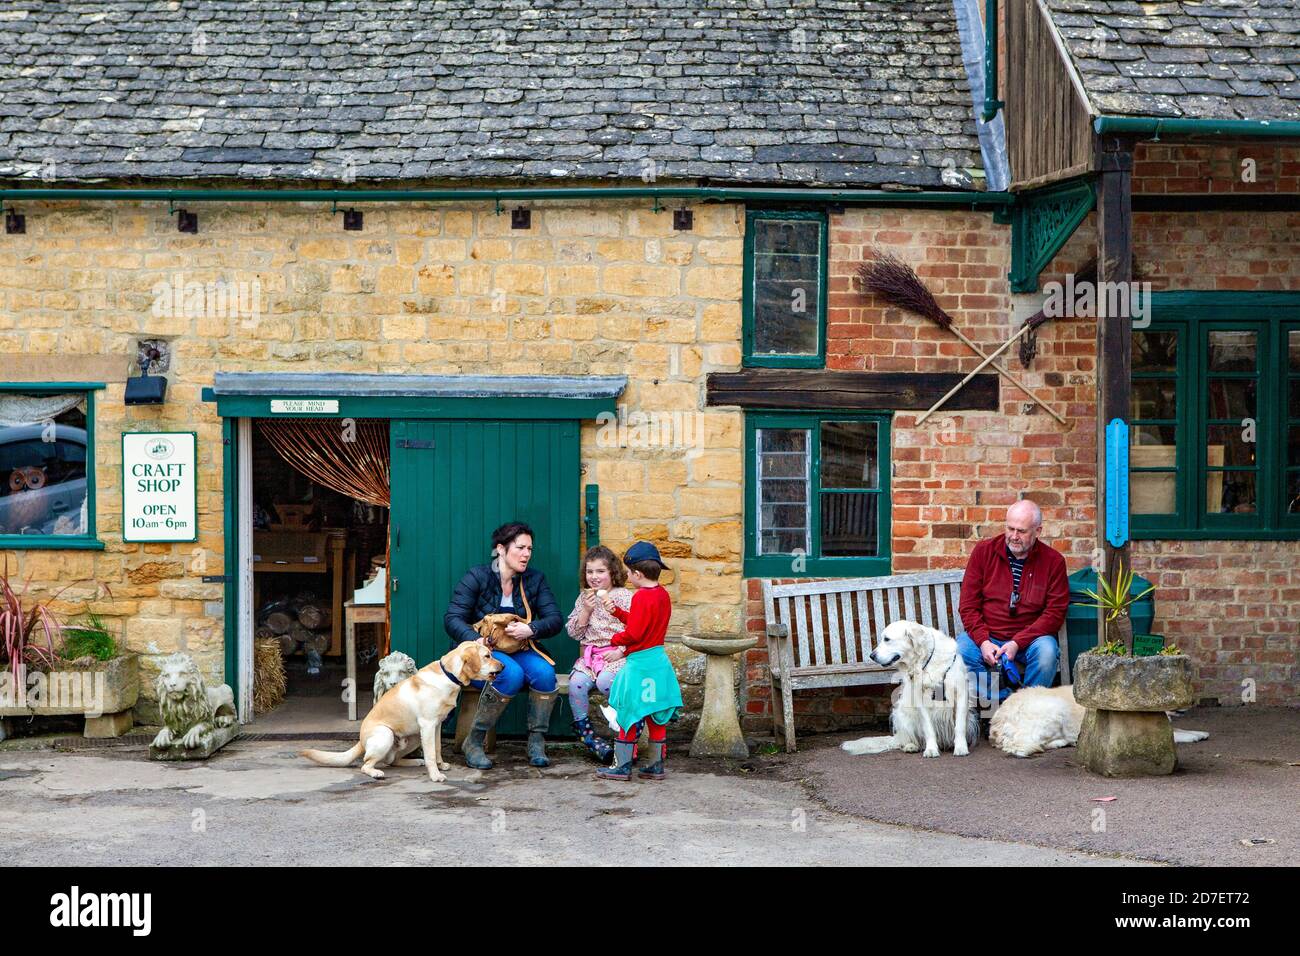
[1105,418,1129,548]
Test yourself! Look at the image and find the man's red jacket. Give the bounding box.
[958,535,1069,652]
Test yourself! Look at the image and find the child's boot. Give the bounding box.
[595,741,635,781]
[572,716,613,762]
[636,741,666,781]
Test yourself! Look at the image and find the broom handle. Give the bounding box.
[945,326,1068,426]
[916,324,1033,426]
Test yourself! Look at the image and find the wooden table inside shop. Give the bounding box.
[344,601,388,720]
[252,529,352,657]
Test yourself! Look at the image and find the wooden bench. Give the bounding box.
[762,571,1070,752]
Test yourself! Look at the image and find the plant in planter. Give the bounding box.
[1074,563,1154,654]
[0,565,137,741]
[1071,563,1195,777]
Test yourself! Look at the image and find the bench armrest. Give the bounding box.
[766,622,790,640]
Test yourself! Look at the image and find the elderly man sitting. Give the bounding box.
[957,499,1068,703]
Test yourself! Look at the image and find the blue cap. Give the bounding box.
[624,540,670,570]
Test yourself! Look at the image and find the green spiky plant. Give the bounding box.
[59,612,117,662]
[1075,561,1155,655]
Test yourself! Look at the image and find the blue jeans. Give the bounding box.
[956,633,1058,704]
[469,646,557,696]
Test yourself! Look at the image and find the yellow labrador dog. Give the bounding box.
[301,640,503,782]
[841,621,977,758]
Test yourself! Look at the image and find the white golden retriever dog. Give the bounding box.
[990,684,1210,757]
[841,621,977,758]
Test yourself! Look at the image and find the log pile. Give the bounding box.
[258,592,332,658]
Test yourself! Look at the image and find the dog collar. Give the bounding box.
[437,661,467,687]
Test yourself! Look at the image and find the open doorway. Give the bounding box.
[245,418,390,732]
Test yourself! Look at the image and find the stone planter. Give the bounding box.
[1074,652,1194,777]
[0,654,140,739]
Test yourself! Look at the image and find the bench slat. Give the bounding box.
[794,594,812,669]
[886,587,900,635]
[919,584,934,630]
[935,581,951,637]
[810,590,826,666]
[871,588,886,654]
[827,592,844,666]
[903,585,917,628]
[948,582,963,636]
[852,590,869,665]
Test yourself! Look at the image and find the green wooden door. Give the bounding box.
[389,419,581,735]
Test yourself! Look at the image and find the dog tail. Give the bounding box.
[841,735,898,756]
[300,742,364,767]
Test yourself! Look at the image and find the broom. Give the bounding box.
[858,248,1066,424]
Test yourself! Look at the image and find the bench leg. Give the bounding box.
[771,676,797,753]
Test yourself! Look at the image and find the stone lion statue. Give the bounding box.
[373,651,417,704]
[151,653,237,751]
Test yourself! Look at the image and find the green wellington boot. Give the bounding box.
[526,689,559,768]
[463,684,512,770]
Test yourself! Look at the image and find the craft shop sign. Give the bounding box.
[121,432,198,542]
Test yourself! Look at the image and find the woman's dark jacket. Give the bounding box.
[444,563,565,647]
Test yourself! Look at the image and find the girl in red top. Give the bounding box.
[595,541,683,782]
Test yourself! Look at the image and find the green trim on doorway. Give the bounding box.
[202,393,617,420]
[221,416,239,702]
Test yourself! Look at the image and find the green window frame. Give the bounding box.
[1131,292,1300,540]
[0,382,105,551]
[742,209,828,367]
[744,411,892,577]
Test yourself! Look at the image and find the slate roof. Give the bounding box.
[0,0,986,188]
[1043,0,1300,121]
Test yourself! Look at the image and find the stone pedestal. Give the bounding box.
[1074,653,1194,777]
[682,636,756,759]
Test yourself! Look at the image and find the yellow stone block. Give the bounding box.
[701,302,742,342]
[494,264,546,296]
[685,266,742,301]
[616,493,678,520]
[647,460,688,492]
[549,266,601,296]
[545,209,622,237]
[416,264,456,295]
[603,263,679,298]
[691,452,743,483]
[694,521,742,560]
[382,315,427,340]
[680,486,742,518]
[377,265,413,294]
[124,617,184,655]
[697,239,744,265]
[595,460,646,487]
[676,567,741,604]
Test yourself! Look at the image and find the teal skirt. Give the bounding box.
[607,645,683,729]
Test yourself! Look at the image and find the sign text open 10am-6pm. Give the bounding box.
[121,432,198,543]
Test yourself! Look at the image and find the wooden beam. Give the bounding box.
[705,369,1001,411]
[1096,132,1134,644]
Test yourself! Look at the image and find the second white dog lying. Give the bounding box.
[990,684,1210,757]
[841,621,977,758]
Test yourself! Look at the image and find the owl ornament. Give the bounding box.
[5,466,49,533]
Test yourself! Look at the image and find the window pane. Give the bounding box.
[1206,425,1257,467]
[1131,379,1177,420]
[1132,472,1177,514]
[1208,379,1256,421]
[1133,330,1177,372]
[820,492,879,556]
[757,428,809,555]
[820,421,879,489]
[1207,330,1257,372]
[1290,330,1300,372]
[1290,381,1300,419]
[1206,471,1255,514]
[1290,427,1300,467]
[751,218,821,356]
[1131,424,1177,447]
[1287,472,1300,515]
[0,397,89,537]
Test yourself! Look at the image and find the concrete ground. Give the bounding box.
[777,706,1299,867]
[0,737,1138,867]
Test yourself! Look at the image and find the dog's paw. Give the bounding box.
[953,743,970,757]
[437,761,451,771]
[364,768,385,780]
[427,771,447,784]
[922,747,940,758]
[901,743,920,753]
